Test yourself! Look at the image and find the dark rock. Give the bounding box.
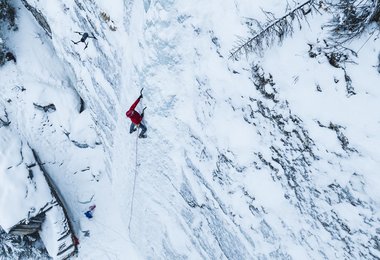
[343,68,356,97]
[33,103,56,113]
[5,51,16,62]
[0,109,10,127]
[252,64,278,102]
[307,43,318,58]
[21,0,52,38]
[79,97,85,113]
[71,140,89,148]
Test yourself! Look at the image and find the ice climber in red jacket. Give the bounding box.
[126,93,147,138]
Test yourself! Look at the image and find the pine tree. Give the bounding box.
[325,0,380,45]
[0,0,16,65]
[0,228,49,259]
[0,0,16,29]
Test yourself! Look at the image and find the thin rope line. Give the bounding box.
[128,97,144,237]
[128,126,139,236]
[357,30,375,54]
[92,218,130,243]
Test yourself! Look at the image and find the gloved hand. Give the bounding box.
[139,94,143,99]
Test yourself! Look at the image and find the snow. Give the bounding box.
[39,204,75,259]
[0,127,53,232]
[69,110,100,148]
[1,0,380,259]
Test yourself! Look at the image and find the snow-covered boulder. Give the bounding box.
[0,127,77,259]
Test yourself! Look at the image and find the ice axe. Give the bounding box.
[139,88,144,99]
[141,107,147,118]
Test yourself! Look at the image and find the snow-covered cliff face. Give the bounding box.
[1,0,380,259]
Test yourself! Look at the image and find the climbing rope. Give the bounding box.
[128,93,144,236]
[128,127,139,235]
[356,30,376,54]
[93,218,130,243]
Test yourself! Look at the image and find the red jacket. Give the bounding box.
[126,97,143,125]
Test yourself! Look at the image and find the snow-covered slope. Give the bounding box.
[1,0,379,259]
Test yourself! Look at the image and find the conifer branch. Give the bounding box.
[230,0,318,59]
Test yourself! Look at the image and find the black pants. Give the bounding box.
[130,122,147,137]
